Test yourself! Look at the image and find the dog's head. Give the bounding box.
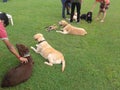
[33,33,45,42]
[86,11,92,23]
[16,44,30,58]
[16,44,34,64]
[59,20,68,27]
[46,24,58,32]
[87,11,92,17]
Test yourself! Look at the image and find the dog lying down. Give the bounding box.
[80,11,92,23]
[45,24,58,32]
[56,20,87,35]
[31,33,65,72]
[1,44,34,88]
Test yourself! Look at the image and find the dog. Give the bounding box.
[1,44,34,87]
[86,11,92,23]
[45,24,58,32]
[80,14,87,20]
[66,12,77,21]
[56,20,87,35]
[31,33,65,72]
[73,12,77,21]
[80,11,92,23]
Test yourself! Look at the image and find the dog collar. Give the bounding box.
[38,40,46,44]
[23,52,30,57]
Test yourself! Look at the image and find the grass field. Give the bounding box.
[0,0,120,90]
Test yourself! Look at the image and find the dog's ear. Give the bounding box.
[38,33,43,37]
[62,20,68,27]
[37,37,44,42]
[34,33,42,40]
[37,38,41,42]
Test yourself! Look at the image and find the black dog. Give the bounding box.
[1,44,34,88]
[80,11,92,23]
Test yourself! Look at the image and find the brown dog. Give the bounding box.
[31,33,65,72]
[56,20,87,35]
[1,44,34,87]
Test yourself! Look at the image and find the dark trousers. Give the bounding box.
[61,0,71,18]
[3,0,7,2]
[70,2,81,22]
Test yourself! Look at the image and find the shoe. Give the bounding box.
[77,21,80,24]
[77,19,80,22]
[77,19,80,23]
[62,16,66,19]
[67,13,71,15]
[100,20,104,22]
[70,19,73,22]
[96,18,100,21]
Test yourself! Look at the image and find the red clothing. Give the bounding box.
[96,0,110,4]
[0,22,8,40]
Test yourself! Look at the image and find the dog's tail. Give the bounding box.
[62,60,65,72]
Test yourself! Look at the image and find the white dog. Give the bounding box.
[56,20,87,36]
[31,33,65,72]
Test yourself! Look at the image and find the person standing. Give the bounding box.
[70,0,82,23]
[0,12,28,63]
[91,0,110,22]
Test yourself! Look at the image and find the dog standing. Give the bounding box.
[31,33,65,72]
[1,44,34,87]
[56,20,87,35]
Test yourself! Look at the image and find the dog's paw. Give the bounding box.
[56,30,62,33]
[44,62,53,66]
[30,46,34,49]
[36,44,38,47]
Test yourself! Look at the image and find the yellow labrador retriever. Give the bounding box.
[31,33,65,72]
[56,20,87,35]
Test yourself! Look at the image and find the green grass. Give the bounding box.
[0,0,120,90]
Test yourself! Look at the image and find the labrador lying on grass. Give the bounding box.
[56,20,87,35]
[31,33,65,72]
[1,44,34,88]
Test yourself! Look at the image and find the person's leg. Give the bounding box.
[96,3,103,20]
[96,10,101,20]
[65,1,71,15]
[101,4,109,22]
[66,3,71,15]
[100,10,106,22]
[70,3,75,22]
[3,0,7,2]
[61,0,66,18]
[76,2,81,22]
[96,4,105,21]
